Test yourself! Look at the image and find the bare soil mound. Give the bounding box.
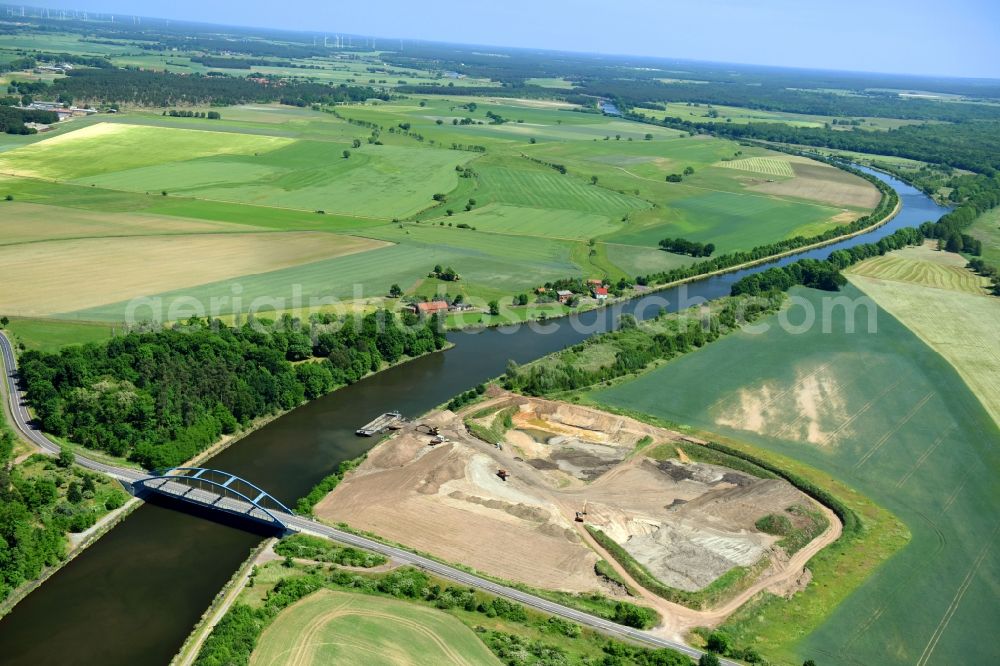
[316,393,826,602]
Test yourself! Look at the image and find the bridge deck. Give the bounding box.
[141,477,283,526]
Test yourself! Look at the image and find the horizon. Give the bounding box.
[23,0,1000,80]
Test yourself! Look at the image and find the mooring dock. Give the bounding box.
[356,411,404,436]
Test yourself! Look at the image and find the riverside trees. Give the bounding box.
[20,312,446,469]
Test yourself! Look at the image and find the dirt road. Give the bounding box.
[573,501,843,640]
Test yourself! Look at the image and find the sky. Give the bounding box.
[33,0,1000,79]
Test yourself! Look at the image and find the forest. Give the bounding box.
[19,312,446,469]
[629,113,1000,174]
[36,69,388,107]
[0,419,127,604]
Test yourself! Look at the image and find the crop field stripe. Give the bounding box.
[250,589,499,666]
[819,379,903,447]
[893,424,956,489]
[941,467,974,514]
[914,522,999,666]
[853,391,935,469]
[478,165,648,215]
[610,163,840,212]
[714,157,796,178]
[847,252,988,296]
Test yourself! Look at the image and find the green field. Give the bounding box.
[967,205,1000,266]
[474,163,649,215]
[607,189,844,253]
[642,102,932,132]
[79,140,474,218]
[603,243,698,276]
[588,286,1000,666]
[0,95,878,337]
[0,123,292,180]
[442,203,618,240]
[250,589,501,666]
[3,318,115,353]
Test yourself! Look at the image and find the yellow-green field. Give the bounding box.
[846,242,990,295]
[0,123,292,180]
[0,231,387,316]
[714,156,796,178]
[249,589,501,666]
[0,201,256,245]
[847,245,1000,424]
[3,318,115,353]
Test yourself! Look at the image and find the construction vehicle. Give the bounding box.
[497,469,509,481]
[574,501,589,522]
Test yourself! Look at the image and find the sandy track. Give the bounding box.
[584,502,842,639]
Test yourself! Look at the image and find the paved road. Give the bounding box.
[0,331,733,664]
[0,332,144,483]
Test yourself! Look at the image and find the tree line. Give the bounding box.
[504,294,783,396]
[43,69,387,108]
[628,111,1000,175]
[729,226,927,296]
[162,109,221,119]
[658,237,715,257]
[729,168,1000,297]
[20,312,446,470]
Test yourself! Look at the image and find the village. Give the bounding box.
[402,274,619,318]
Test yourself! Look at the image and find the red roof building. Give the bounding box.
[409,301,450,316]
[593,287,609,299]
[418,301,449,314]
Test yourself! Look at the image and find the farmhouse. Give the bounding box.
[556,290,574,304]
[407,300,449,316]
[593,286,609,300]
[26,101,63,111]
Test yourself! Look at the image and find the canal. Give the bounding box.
[0,170,947,665]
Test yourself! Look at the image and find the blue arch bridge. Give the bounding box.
[134,467,295,530]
